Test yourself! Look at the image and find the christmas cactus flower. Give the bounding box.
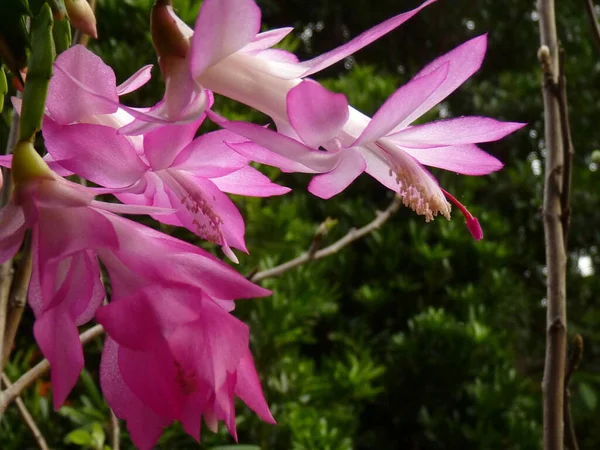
[119,0,436,134]
[211,35,525,239]
[40,45,289,262]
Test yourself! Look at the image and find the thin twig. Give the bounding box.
[110,409,120,450]
[556,48,575,248]
[538,0,569,448]
[584,0,600,56]
[2,235,33,367]
[0,324,105,414]
[564,335,583,450]
[0,92,21,376]
[1,373,50,450]
[251,196,402,283]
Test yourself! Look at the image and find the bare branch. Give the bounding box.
[584,0,600,56]
[2,235,33,368]
[538,0,569,448]
[564,335,583,450]
[1,373,50,450]
[251,195,402,283]
[0,324,105,414]
[110,409,120,450]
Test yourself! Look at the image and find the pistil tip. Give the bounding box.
[466,216,483,241]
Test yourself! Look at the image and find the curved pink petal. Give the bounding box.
[74,251,105,325]
[387,116,526,147]
[116,65,154,96]
[171,129,249,176]
[273,0,437,79]
[0,202,27,263]
[100,338,172,450]
[354,62,449,146]
[244,27,294,52]
[361,149,402,193]
[255,48,299,64]
[308,148,366,199]
[208,111,340,173]
[190,0,261,77]
[143,117,205,170]
[235,349,276,424]
[48,46,118,124]
[395,34,488,129]
[33,306,83,409]
[226,141,311,174]
[43,120,148,187]
[105,214,271,300]
[210,166,291,197]
[287,80,349,148]
[399,144,503,175]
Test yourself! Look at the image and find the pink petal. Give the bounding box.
[226,141,311,173]
[287,80,349,148]
[210,166,291,197]
[33,306,83,410]
[208,111,340,173]
[395,34,488,128]
[171,129,249,177]
[48,46,118,124]
[42,120,148,187]
[276,0,437,79]
[387,116,526,147]
[255,48,300,64]
[244,27,294,52]
[73,251,105,325]
[116,65,154,96]
[399,144,503,175]
[354,62,449,146]
[0,202,27,263]
[308,149,366,199]
[190,0,261,77]
[143,118,205,170]
[100,338,171,450]
[235,349,275,424]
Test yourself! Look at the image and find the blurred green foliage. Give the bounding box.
[2,0,600,449]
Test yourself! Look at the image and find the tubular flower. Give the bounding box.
[119,0,437,134]
[0,143,272,423]
[210,36,525,238]
[40,45,289,262]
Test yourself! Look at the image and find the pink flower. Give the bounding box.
[97,286,273,449]
[211,36,525,239]
[41,46,290,262]
[1,144,271,416]
[120,0,436,134]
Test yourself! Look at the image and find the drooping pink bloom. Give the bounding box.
[1,144,272,418]
[97,286,273,449]
[119,0,437,134]
[211,36,525,239]
[40,45,290,262]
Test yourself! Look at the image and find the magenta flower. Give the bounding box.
[97,286,273,449]
[0,144,271,419]
[40,45,289,262]
[211,36,525,239]
[119,0,436,134]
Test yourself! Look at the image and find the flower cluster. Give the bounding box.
[1,0,523,448]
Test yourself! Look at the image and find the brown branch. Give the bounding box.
[1,373,50,450]
[110,409,120,450]
[0,92,21,376]
[584,0,600,56]
[2,234,33,368]
[538,0,569,448]
[251,195,402,283]
[564,335,583,450]
[0,324,105,414]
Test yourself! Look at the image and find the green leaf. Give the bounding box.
[52,16,71,54]
[65,428,92,445]
[0,68,7,112]
[579,382,597,411]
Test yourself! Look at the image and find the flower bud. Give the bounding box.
[151,0,191,59]
[65,0,98,39]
